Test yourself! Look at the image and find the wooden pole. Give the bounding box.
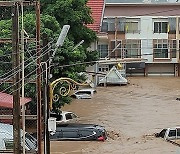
[35,1,42,153]
[12,2,21,154]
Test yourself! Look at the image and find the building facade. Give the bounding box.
[96,2,180,76]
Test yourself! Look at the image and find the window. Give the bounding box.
[110,40,121,58]
[169,40,176,58]
[153,39,168,58]
[101,18,125,32]
[177,129,180,136]
[98,44,108,58]
[116,18,125,32]
[168,17,176,34]
[154,22,168,33]
[65,113,73,120]
[124,40,141,58]
[101,21,108,32]
[99,65,109,72]
[4,139,13,150]
[168,130,176,137]
[125,22,139,33]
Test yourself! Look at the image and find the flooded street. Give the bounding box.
[50,77,180,154]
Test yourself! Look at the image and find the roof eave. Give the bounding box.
[106,3,180,6]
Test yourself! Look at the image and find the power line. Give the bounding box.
[0,41,54,81]
[1,47,179,103]
[0,44,53,88]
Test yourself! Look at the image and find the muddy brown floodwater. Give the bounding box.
[50,77,180,154]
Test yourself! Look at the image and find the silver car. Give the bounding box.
[72,88,97,99]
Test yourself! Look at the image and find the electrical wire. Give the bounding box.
[0,40,54,81]
[0,46,53,92]
[0,45,51,84]
[1,47,179,103]
[2,6,180,101]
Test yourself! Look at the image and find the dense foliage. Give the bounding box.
[0,0,98,111]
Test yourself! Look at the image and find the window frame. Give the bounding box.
[97,44,108,59]
[153,39,169,59]
[123,39,141,58]
[154,21,168,33]
[125,21,139,33]
[4,139,13,150]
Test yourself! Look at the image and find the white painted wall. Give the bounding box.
[125,16,177,63]
[141,17,154,62]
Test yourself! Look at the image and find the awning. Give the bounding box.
[0,92,31,108]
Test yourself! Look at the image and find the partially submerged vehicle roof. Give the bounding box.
[77,88,96,91]
[56,123,103,129]
[61,111,75,114]
[166,127,180,129]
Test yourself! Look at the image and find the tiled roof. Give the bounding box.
[87,0,105,33]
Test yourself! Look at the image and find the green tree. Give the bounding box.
[40,0,97,45]
[0,0,99,110]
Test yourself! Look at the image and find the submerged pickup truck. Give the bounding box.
[155,127,180,145]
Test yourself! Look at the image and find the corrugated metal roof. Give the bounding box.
[86,0,105,33]
[0,92,31,108]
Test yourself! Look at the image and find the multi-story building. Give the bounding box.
[87,0,180,77]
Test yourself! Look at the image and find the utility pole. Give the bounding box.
[35,1,42,154]
[42,33,50,154]
[12,2,21,154]
[20,1,26,153]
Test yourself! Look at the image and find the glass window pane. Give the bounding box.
[154,22,159,33]
[163,44,167,48]
[162,22,168,33]
[158,44,162,48]
[172,49,176,58]
[168,130,176,137]
[177,129,180,136]
[4,139,13,150]
[101,21,108,32]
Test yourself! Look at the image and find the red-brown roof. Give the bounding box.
[87,0,105,33]
[0,92,31,108]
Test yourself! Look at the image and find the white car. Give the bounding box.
[72,88,97,99]
[50,111,78,124]
[156,127,180,140]
[0,123,37,152]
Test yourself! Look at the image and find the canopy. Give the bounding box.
[0,92,31,108]
[99,66,127,85]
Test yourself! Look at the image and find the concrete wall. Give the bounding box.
[104,5,180,17]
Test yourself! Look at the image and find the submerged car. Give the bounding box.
[155,127,180,140]
[50,111,78,124]
[71,88,97,99]
[50,123,107,141]
[0,123,37,152]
